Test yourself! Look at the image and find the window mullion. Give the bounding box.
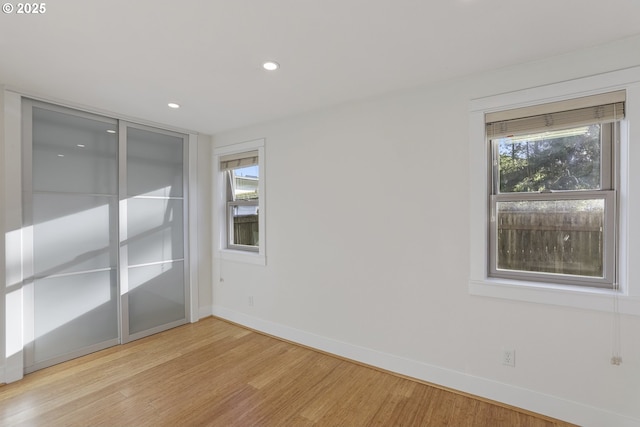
[494,190,611,202]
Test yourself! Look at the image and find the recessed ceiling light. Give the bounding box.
[262,61,279,71]
[77,144,86,148]
[57,154,65,157]
[107,129,116,134]
[168,102,180,109]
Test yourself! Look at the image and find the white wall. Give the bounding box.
[196,134,213,316]
[211,35,640,426]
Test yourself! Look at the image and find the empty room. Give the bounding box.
[1,1,640,426]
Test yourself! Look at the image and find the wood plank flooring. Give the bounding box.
[0,317,575,426]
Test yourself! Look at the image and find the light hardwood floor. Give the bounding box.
[0,317,575,426]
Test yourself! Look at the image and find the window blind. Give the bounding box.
[220,150,259,171]
[486,90,625,139]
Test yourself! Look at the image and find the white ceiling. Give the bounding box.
[1,0,639,135]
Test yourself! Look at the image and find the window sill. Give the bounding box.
[217,248,266,266]
[469,278,640,316]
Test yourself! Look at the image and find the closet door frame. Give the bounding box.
[5,93,199,381]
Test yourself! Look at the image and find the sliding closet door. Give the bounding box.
[22,101,190,371]
[121,124,188,342]
[23,101,119,372]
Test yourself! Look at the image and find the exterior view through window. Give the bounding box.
[494,125,608,278]
[227,164,259,250]
[487,93,623,288]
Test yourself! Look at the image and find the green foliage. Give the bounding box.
[498,125,601,193]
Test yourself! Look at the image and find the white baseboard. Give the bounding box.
[212,305,639,427]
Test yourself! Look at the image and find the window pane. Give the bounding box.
[231,204,259,247]
[497,125,601,193]
[496,199,604,277]
[232,165,258,200]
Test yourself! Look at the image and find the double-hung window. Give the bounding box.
[220,151,260,252]
[214,138,265,264]
[486,91,625,288]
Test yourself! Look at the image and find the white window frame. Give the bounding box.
[213,139,265,265]
[469,67,640,315]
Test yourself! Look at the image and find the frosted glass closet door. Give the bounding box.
[123,126,187,340]
[26,103,119,371]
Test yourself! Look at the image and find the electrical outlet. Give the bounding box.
[248,296,254,306]
[502,349,515,367]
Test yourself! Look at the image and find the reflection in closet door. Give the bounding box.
[120,124,189,342]
[23,101,120,373]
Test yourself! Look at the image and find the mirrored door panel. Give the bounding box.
[32,193,117,276]
[24,101,119,372]
[128,261,185,335]
[33,271,118,363]
[121,125,188,342]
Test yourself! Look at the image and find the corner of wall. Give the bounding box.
[1,87,7,383]
[2,89,24,382]
[196,134,214,317]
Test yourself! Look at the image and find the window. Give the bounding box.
[486,91,624,288]
[214,139,265,264]
[221,152,260,251]
[469,67,640,314]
